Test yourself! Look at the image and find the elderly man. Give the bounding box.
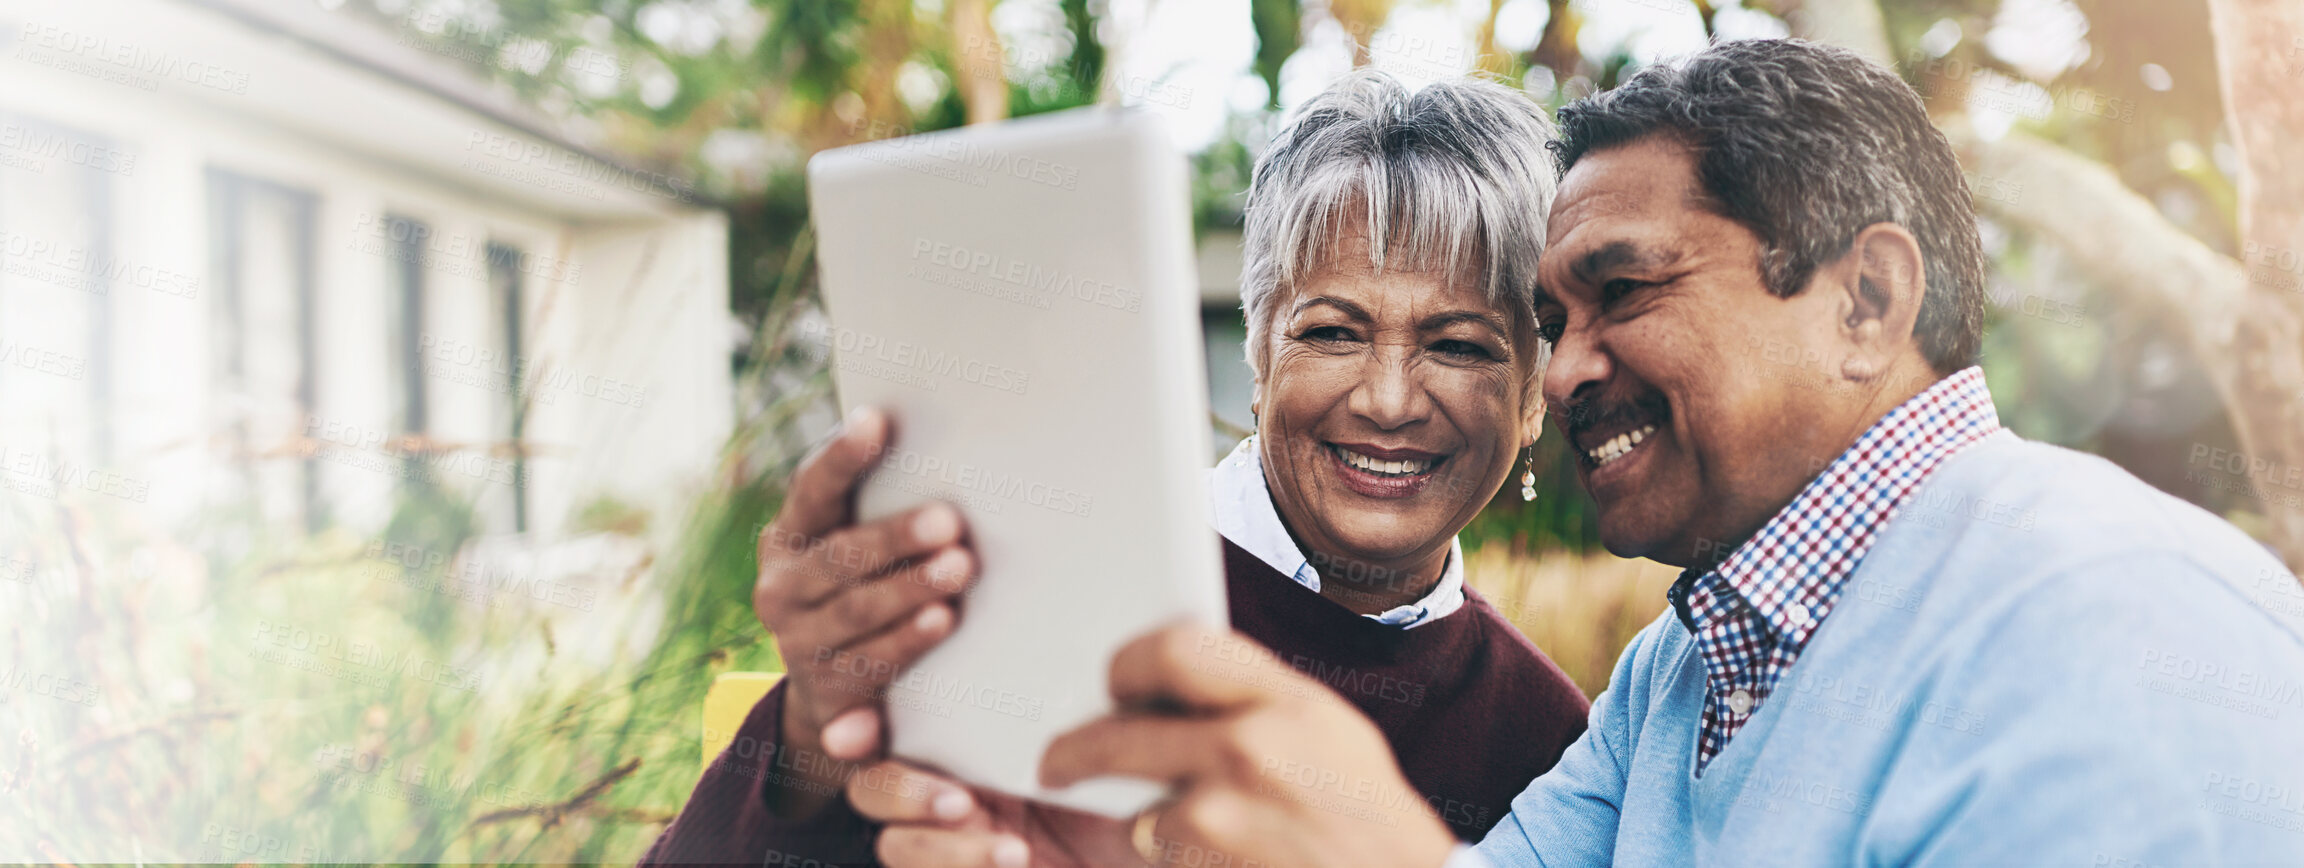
[854,38,2304,868]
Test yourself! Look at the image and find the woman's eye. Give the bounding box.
[1301,326,1356,342]
[1432,340,1494,360]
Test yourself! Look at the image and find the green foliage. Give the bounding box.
[569,494,651,537]
[383,480,479,565]
[757,0,867,105]
[3,466,793,862]
[1250,0,1303,109]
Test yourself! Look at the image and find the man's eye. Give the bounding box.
[1535,319,1565,344]
[1601,278,1653,305]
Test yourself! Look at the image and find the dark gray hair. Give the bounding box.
[1239,70,1558,378]
[1552,38,1987,374]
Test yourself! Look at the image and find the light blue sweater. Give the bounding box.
[1471,432,2304,867]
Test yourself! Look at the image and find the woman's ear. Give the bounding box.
[1519,390,1547,449]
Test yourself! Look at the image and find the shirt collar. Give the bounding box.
[1208,436,1466,629]
[1676,366,2004,637]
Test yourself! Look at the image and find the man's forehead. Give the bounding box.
[1551,144,1698,230]
[1539,143,1715,283]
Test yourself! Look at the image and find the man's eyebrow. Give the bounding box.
[1292,295,1372,320]
[1418,310,1511,337]
[1570,240,1680,285]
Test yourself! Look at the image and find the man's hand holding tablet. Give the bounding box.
[753,407,980,818]
[846,625,1458,868]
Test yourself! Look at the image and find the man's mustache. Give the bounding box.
[1553,391,1671,440]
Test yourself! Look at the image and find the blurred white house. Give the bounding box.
[0,0,731,540]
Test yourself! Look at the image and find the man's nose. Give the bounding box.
[1543,324,1612,413]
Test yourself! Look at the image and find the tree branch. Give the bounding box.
[949,0,1009,124]
[2204,0,2304,569]
[1936,123,2251,348]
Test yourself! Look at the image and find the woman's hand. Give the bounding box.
[1041,626,1458,868]
[754,407,979,817]
[846,761,1140,868]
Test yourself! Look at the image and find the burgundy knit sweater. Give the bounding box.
[641,539,1589,866]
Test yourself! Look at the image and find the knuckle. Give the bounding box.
[1212,719,1265,780]
[753,570,792,616]
[1150,629,1201,677]
[831,583,885,631]
[838,524,893,571]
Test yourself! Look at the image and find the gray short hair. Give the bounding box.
[1239,70,1558,378]
[1552,39,1987,373]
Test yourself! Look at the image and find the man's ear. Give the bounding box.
[1836,223,1927,383]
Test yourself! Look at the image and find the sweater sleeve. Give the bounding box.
[1473,617,1663,868]
[640,680,884,867]
[1862,552,2304,867]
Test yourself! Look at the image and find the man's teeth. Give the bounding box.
[1586,424,1658,467]
[1337,447,1435,477]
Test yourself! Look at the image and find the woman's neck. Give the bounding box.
[1294,537,1450,616]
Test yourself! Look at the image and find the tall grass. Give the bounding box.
[0,481,767,862]
[1463,544,1680,698]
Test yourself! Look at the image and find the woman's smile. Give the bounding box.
[1325,441,1450,499]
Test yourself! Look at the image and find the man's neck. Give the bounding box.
[1674,364,1951,571]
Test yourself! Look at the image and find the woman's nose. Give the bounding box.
[1350,351,1432,431]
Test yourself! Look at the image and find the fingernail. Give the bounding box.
[912,506,957,544]
[822,709,877,759]
[992,836,1028,868]
[913,603,951,634]
[932,787,973,821]
[925,549,969,590]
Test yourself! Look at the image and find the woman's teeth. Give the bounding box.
[1587,424,1658,467]
[1336,447,1435,478]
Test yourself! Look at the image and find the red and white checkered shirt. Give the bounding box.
[1668,366,2003,773]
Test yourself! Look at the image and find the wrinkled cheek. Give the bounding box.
[1430,374,1520,447]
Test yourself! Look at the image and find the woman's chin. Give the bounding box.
[1317,522,1453,569]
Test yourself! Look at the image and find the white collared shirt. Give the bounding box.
[1207,436,1467,628]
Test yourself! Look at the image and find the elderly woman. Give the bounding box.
[643,70,1578,867]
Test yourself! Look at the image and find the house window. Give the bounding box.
[383,215,429,485]
[207,169,318,530]
[0,117,117,469]
[385,216,427,436]
[486,241,528,532]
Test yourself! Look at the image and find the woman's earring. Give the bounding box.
[1520,446,1538,502]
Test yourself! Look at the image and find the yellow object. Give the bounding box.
[702,671,783,767]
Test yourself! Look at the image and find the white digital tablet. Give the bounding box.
[807,108,1228,818]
